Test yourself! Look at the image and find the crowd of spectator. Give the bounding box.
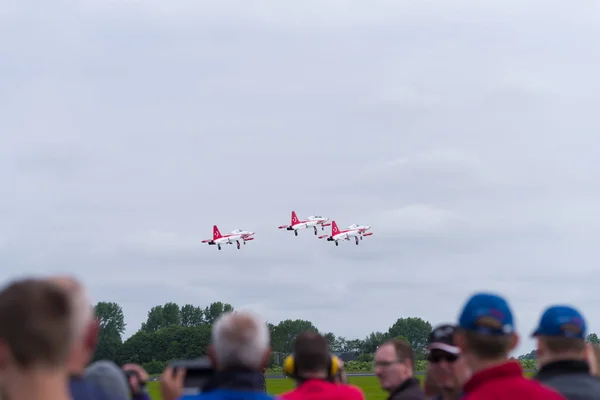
[0,274,599,400]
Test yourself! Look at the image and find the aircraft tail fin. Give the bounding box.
[331,221,340,236]
[213,225,222,240]
[291,211,300,225]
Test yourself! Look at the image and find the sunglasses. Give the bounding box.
[428,352,459,363]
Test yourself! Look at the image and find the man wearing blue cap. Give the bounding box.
[453,292,565,399]
[532,305,600,399]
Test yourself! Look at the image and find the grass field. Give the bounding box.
[147,372,535,400]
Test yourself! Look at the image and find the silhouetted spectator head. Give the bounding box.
[532,305,588,367]
[454,292,518,367]
[426,324,470,393]
[374,338,415,391]
[209,310,271,371]
[47,275,99,375]
[0,278,73,376]
[85,360,130,399]
[291,331,332,380]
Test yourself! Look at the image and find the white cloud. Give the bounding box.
[1,0,599,356]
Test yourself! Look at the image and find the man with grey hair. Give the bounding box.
[47,275,116,400]
[160,310,276,400]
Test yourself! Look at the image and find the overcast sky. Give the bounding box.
[1,0,599,355]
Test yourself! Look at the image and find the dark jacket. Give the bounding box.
[387,377,425,400]
[533,359,600,400]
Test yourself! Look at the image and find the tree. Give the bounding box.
[345,339,364,354]
[362,331,389,353]
[93,302,126,362]
[323,332,336,350]
[587,333,599,344]
[141,305,166,333]
[94,326,122,362]
[270,319,318,354]
[162,302,181,327]
[518,349,537,360]
[332,336,347,353]
[203,302,234,324]
[95,302,126,338]
[86,300,542,374]
[180,304,204,327]
[387,317,432,357]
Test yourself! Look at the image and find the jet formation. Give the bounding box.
[202,210,373,250]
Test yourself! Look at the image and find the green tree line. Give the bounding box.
[93,301,600,375]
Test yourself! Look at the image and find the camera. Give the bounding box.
[168,357,215,395]
[123,369,146,390]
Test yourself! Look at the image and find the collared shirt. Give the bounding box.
[279,378,365,400]
[461,360,566,400]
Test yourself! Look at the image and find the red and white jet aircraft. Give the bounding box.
[318,221,373,246]
[278,211,331,236]
[201,225,255,250]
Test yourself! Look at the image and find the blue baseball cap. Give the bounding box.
[458,292,515,335]
[531,305,587,339]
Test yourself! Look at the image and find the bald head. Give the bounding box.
[211,311,270,371]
